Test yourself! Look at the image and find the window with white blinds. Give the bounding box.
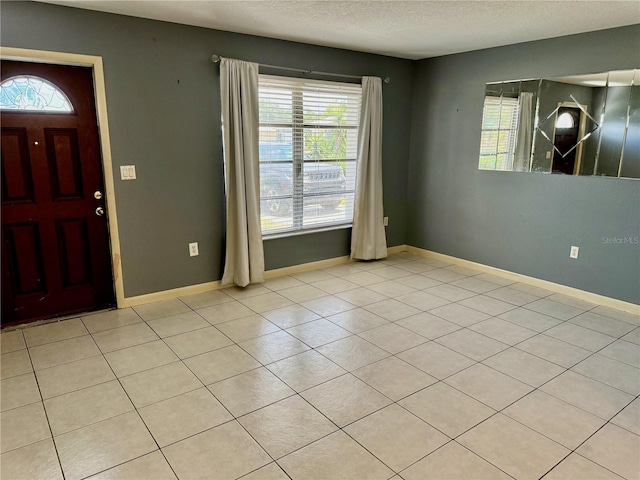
[258,75,361,236]
[479,96,520,171]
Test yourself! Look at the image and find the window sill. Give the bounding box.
[262,223,352,241]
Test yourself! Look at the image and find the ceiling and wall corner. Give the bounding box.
[36,0,640,60]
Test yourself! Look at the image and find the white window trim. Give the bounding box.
[259,74,361,238]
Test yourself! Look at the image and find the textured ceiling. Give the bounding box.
[38,0,640,59]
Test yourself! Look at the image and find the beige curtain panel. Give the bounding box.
[514,91,534,172]
[219,57,265,287]
[351,76,388,260]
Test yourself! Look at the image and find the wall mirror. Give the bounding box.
[478,69,639,178]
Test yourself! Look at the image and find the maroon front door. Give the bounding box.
[1,60,114,326]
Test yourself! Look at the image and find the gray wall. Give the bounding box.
[407,25,640,303]
[1,1,414,297]
[3,2,638,303]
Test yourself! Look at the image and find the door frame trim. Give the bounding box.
[1,47,124,308]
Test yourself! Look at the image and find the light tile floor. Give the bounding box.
[1,252,639,480]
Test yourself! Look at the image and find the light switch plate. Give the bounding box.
[570,246,579,259]
[383,216,389,226]
[120,165,136,180]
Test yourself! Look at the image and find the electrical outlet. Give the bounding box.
[383,216,389,227]
[570,246,579,259]
[546,151,552,160]
[189,242,199,257]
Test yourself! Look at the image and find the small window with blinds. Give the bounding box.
[259,75,361,236]
[479,96,519,171]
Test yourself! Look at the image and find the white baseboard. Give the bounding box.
[405,246,639,315]
[263,245,405,279]
[121,244,638,315]
[121,281,222,308]
[123,245,407,307]
[386,245,408,255]
[264,255,350,279]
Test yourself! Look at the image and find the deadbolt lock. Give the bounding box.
[94,190,103,200]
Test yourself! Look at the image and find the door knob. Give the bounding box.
[95,207,105,217]
[94,190,103,200]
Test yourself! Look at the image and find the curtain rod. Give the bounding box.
[211,54,390,83]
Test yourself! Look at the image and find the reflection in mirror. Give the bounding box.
[478,69,639,178]
[533,79,602,175]
[479,80,538,172]
[594,69,636,176]
[621,81,640,178]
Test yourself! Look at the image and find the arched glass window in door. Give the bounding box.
[0,75,74,112]
[556,111,575,129]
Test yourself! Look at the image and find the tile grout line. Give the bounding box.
[3,254,638,479]
[443,319,639,477]
[537,393,640,479]
[156,309,298,475]
[319,269,638,476]
[150,294,434,477]
[20,297,632,476]
[397,437,517,480]
[21,337,67,480]
[93,339,183,480]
